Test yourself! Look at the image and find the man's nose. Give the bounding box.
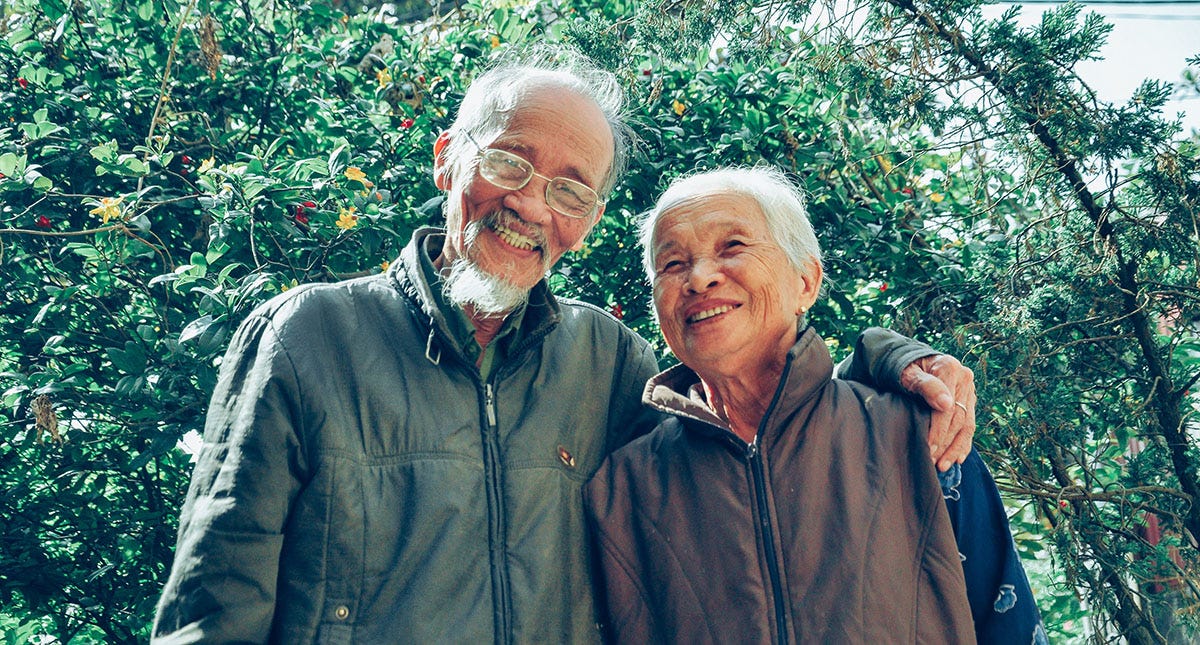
[502,177,555,226]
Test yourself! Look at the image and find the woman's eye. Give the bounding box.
[660,260,683,273]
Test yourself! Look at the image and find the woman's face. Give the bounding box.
[650,192,821,379]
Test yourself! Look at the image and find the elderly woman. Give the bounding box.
[584,167,1043,644]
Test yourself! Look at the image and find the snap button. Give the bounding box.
[334,605,350,621]
[557,445,576,468]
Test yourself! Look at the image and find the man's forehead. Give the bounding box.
[487,94,614,186]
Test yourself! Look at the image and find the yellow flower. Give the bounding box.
[376,68,392,87]
[89,196,123,223]
[198,157,215,173]
[876,155,893,174]
[336,206,358,231]
[344,166,373,188]
[380,260,390,272]
[490,35,500,49]
[672,100,686,116]
[929,192,945,203]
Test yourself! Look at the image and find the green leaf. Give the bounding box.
[178,314,215,344]
[90,141,118,163]
[0,152,25,177]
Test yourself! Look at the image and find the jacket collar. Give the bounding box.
[643,327,835,441]
[390,226,562,365]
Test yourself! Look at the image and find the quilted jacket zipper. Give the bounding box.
[482,381,511,644]
[747,439,789,645]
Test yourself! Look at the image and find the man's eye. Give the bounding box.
[660,260,683,273]
[551,182,588,206]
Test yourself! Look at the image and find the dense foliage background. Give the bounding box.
[0,0,1197,642]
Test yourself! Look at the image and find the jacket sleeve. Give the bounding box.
[834,327,937,393]
[939,450,1047,645]
[152,313,308,644]
[604,330,664,454]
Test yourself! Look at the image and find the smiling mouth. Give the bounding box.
[491,221,541,253]
[687,305,738,323]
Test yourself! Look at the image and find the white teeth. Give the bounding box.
[688,305,734,323]
[493,223,538,251]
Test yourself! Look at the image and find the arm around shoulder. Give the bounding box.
[835,327,937,391]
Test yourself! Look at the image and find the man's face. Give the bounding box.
[436,85,612,294]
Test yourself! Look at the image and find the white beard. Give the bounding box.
[443,214,542,316]
[443,256,532,316]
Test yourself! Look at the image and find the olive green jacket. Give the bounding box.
[152,228,661,643]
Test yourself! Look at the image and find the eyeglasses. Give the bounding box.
[462,131,602,220]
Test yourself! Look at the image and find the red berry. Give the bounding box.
[879,282,888,292]
[17,78,28,89]
[302,201,316,209]
[610,303,624,320]
[400,118,414,129]
[295,211,309,225]
[417,75,426,83]
[642,69,652,76]
[900,187,914,196]
[35,215,51,229]
[181,155,192,165]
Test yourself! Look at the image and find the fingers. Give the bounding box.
[936,388,974,469]
[902,354,977,471]
[899,361,954,412]
[926,407,954,467]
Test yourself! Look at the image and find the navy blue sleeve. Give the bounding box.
[938,450,1048,645]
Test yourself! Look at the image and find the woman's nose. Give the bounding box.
[685,257,723,293]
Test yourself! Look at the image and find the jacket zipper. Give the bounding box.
[482,382,511,644]
[747,438,789,645]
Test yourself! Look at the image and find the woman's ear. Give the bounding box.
[798,259,823,314]
[433,131,453,190]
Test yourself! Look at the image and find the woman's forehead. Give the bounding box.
[654,193,768,244]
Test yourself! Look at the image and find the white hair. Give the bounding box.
[441,44,631,196]
[639,166,824,282]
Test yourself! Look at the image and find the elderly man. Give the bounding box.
[152,47,976,643]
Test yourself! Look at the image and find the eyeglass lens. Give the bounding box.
[477,149,597,218]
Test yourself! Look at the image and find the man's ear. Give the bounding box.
[569,204,605,251]
[433,131,452,190]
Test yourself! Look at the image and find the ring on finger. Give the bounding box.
[954,401,969,413]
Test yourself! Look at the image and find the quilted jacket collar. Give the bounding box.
[643,326,835,442]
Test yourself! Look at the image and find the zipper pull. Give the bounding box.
[485,383,497,427]
[746,440,758,459]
